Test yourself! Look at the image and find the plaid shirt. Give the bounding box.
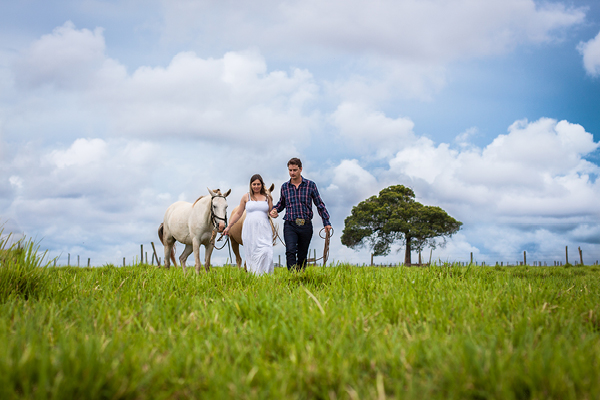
[274,177,331,227]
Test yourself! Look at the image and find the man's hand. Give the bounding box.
[270,209,279,218]
[324,225,332,236]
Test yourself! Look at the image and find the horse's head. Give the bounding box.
[208,187,231,232]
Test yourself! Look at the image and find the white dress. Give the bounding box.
[242,195,274,275]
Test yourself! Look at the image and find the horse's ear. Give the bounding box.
[208,187,216,197]
[268,183,275,193]
[223,189,231,198]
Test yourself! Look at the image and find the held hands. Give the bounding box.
[270,209,279,218]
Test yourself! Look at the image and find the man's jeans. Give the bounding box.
[283,220,313,271]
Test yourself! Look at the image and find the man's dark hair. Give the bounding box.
[287,158,302,168]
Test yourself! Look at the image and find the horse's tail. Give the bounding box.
[158,223,165,245]
[158,223,177,266]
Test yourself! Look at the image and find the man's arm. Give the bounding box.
[270,185,286,218]
[310,183,331,228]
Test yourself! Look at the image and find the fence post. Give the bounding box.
[78,255,80,267]
[371,253,374,266]
[523,251,526,266]
[565,246,569,264]
[68,253,70,266]
[151,242,160,266]
[88,258,90,267]
[140,245,143,265]
[123,257,126,267]
[470,252,473,265]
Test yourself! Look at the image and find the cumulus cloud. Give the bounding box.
[389,118,600,218]
[96,50,319,142]
[331,102,415,159]
[578,30,600,77]
[12,22,320,145]
[14,21,106,89]
[326,159,378,207]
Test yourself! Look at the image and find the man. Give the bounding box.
[270,158,332,271]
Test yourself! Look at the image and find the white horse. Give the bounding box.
[158,188,230,273]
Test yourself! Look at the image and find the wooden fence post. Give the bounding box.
[579,247,583,265]
[68,253,70,266]
[470,252,473,265]
[151,242,160,267]
[140,244,143,265]
[87,258,90,267]
[523,251,526,266]
[371,253,374,266]
[565,246,569,264]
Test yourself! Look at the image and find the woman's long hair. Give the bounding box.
[249,174,271,201]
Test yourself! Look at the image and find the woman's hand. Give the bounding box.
[223,226,231,236]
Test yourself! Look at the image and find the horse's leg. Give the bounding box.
[164,237,175,269]
[205,243,214,272]
[179,244,193,273]
[193,237,202,274]
[231,238,243,269]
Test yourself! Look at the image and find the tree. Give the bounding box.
[341,185,462,265]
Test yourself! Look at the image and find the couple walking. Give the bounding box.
[223,158,332,275]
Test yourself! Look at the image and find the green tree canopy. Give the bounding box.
[341,185,462,265]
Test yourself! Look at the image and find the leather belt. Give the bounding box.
[295,218,306,226]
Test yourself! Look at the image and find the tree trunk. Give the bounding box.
[404,236,412,266]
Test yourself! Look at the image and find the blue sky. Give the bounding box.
[1,0,600,266]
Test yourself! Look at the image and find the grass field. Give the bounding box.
[1,238,600,399]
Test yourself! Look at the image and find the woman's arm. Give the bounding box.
[223,194,248,235]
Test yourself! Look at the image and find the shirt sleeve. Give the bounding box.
[274,184,286,213]
[311,183,331,227]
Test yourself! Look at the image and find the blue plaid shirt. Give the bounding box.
[274,177,331,227]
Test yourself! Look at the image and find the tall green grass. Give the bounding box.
[1,243,599,399]
[0,233,51,302]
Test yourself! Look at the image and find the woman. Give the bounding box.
[223,174,274,275]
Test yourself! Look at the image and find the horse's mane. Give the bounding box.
[192,189,221,207]
[192,196,204,207]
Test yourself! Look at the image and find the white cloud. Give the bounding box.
[12,23,320,145]
[14,21,106,89]
[47,138,108,169]
[162,0,585,62]
[388,118,600,220]
[331,102,415,159]
[578,30,600,77]
[96,49,319,143]
[326,159,378,207]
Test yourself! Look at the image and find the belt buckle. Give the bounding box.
[295,218,305,226]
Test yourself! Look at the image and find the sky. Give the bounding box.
[1,0,600,267]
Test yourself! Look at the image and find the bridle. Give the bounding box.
[210,195,228,232]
